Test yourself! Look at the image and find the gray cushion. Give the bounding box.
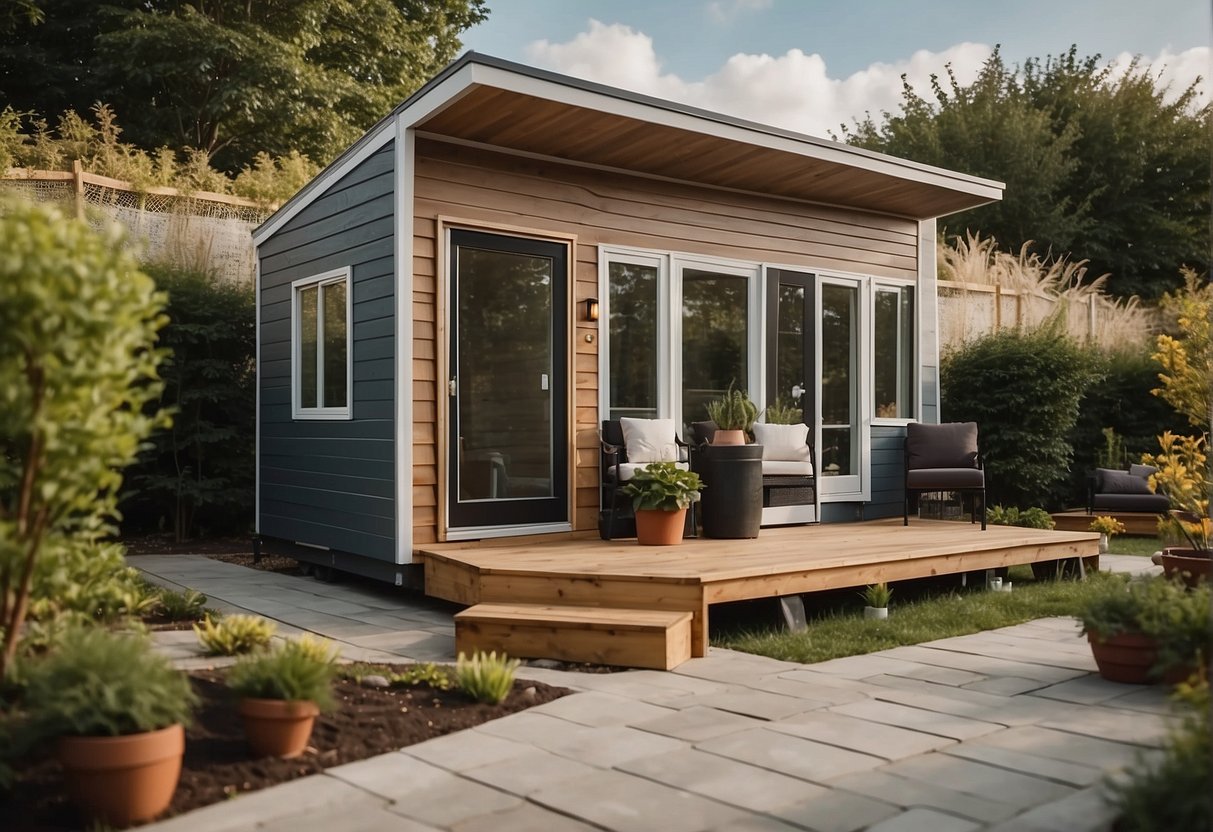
[1096,468,1153,495]
[906,468,985,489]
[1093,493,1170,513]
[1128,463,1158,479]
[906,422,979,470]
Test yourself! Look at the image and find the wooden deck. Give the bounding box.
[418,519,1098,667]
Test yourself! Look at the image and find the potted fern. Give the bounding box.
[860,583,893,619]
[20,627,196,826]
[705,382,758,445]
[227,635,340,758]
[620,462,704,545]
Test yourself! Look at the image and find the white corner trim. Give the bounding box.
[290,267,353,421]
[254,256,261,534]
[394,124,415,565]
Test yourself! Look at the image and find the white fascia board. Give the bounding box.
[465,63,1004,203]
[393,122,415,565]
[253,119,399,246]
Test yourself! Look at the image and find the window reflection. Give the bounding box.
[682,269,748,431]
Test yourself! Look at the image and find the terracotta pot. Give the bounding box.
[57,723,184,826]
[1159,547,1211,588]
[1087,631,1159,684]
[239,698,320,758]
[635,508,688,545]
[711,429,746,446]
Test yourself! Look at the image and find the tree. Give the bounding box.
[1151,268,1213,431]
[845,47,1210,299]
[0,0,488,171]
[0,198,167,683]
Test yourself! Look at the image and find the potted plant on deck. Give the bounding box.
[705,382,758,446]
[20,627,197,826]
[620,462,704,545]
[227,634,340,758]
[700,383,763,539]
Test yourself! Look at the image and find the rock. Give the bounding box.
[523,686,538,699]
[360,674,391,689]
[527,659,562,669]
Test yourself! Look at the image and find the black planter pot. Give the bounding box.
[700,443,763,539]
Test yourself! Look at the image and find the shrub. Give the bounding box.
[391,663,454,690]
[455,650,519,705]
[194,614,276,656]
[21,627,196,737]
[155,588,209,622]
[0,198,167,684]
[706,382,758,432]
[987,505,1056,530]
[941,321,1100,508]
[1088,516,1126,536]
[26,538,156,626]
[121,263,255,540]
[1080,574,1209,677]
[227,636,338,710]
[621,462,704,512]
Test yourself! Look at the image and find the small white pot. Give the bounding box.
[1098,533,1109,554]
[863,606,889,620]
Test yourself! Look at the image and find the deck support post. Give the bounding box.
[778,595,807,633]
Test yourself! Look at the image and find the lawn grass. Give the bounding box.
[1107,534,1164,557]
[713,565,1119,665]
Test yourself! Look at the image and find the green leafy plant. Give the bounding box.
[227,636,339,711]
[1088,516,1126,537]
[20,626,196,738]
[620,462,704,512]
[0,198,168,685]
[1143,432,1210,553]
[1079,575,1209,679]
[987,505,1056,530]
[762,398,802,426]
[860,583,893,608]
[392,663,454,690]
[1094,427,1127,470]
[154,588,209,621]
[455,650,519,705]
[706,382,758,433]
[194,614,276,656]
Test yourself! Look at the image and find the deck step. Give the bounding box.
[454,603,693,671]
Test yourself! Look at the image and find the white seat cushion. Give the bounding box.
[753,423,812,470]
[762,460,814,476]
[616,461,689,482]
[620,417,679,464]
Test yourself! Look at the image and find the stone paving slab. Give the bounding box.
[865,808,982,832]
[983,786,1119,832]
[769,711,957,760]
[450,801,601,832]
[631,704,769,742]
[939,742,1103,787]
[877,645,1086,684]
[828,769,1021,824]
[531,690,678,727]
[461,747,601,795]
[696,727,886,782]
[826,699,1003,741]
[969,725,1151,771]
[769,790,901,832]
[475,712,688,768]
[878,753,1076,811]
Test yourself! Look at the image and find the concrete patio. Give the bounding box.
[133,553,1172,832]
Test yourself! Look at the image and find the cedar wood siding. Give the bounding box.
[412,138,922,544]
[257,144,396,560]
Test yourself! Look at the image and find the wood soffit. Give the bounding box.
[416,85,1001,220]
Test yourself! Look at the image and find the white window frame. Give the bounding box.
[870,278,920,427]
[598,248,671,421]
[815,273,870,502]
[291,267,353,420]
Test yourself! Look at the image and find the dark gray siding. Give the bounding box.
[257,144,396,561]
[866,425,906,519]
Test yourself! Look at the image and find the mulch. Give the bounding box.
[4,667,570,831]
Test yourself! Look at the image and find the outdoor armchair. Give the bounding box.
[904,421,987,530]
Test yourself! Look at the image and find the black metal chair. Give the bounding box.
[599,419,695,540]
[904,421,987,530]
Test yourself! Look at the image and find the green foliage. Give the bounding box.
[987,506,1056,530]
[26,538,155,626]
[941,323,1100,508]
[1110,679,1212,831]
[20,626,196,737]
[154,588,209,622]
[762,398,802,426]
[121,263,255,540]
[194,614,276,656]
[1088,516,1126,537]
[0,197,167,683]
[860,583,892,608]
[227,635,338,710]
[706,382,758,432]
[620,462,705,512]
[1094,428,1127,470]
[846,46,1210,299]
[0,1,488,172]
[390,663,454,690]
[1080,575,1210,678]
[455,650,519,705]
[1151,268,1212,430]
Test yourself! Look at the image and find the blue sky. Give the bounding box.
[462,1,1210,136]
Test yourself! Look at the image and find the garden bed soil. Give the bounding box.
[5,666,569,831]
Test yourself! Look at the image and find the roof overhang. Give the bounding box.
[255,53,1003,244]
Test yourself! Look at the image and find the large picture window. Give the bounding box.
[607,259,660,421]
[873,284,915,420]
[292,268,351,419]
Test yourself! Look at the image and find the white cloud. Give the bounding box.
[707,0,773,24]
[1108,46,1210,107]
[525,21,1210,139]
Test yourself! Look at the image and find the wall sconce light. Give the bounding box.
[584,298,600,322]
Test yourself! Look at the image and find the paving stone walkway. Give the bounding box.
[133,553,1170,832]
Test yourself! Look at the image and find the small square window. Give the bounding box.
[292,268,351,419]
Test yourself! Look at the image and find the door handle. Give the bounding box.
[448,377,457,397]
[540,373,549,391]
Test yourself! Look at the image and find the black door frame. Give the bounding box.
[447,228,570,531]
[765,268,817,429]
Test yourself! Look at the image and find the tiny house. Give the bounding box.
[252,53,1003,583]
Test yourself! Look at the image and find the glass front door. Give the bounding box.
[766,269,815,426]
[447,230,568,530]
